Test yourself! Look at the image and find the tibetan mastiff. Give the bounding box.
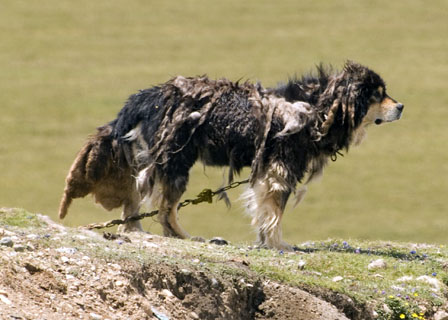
[59,61,403,250]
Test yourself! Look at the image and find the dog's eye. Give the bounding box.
[372,90,383,100]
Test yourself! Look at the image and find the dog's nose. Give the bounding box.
[396,103,404,112]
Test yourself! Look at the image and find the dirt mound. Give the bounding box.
[0,212,354,319]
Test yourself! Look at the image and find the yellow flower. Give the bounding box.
[413,292,419,297]
[400,314,405,319]
[388,295,394,299]
[412,313,418,318]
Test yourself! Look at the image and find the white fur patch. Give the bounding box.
[136,167,149,193]
[123,122,142,142]
[261,96,313,138]
[123,122,150,165]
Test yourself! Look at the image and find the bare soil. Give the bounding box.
[0,214,354,320]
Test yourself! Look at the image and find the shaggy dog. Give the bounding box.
[59,61,403,250]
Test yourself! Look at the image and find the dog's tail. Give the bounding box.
[58,125,114,219]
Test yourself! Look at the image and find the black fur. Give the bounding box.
[59,61,401,249]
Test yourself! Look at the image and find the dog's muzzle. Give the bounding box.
[375,103,404,125]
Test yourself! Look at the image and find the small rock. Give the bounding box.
[24,262,41,274]
[13,244,26,252]
[190,311,199,319]
[417,275,441,291]
[297,260,306,270]
[180,269,191,275]
[192,259,200,264]
[209,237,228,246]
[60,256,70,263]
[89,312,102,320]
[418,305,427,314]
[74,298,84,307]
[332,276,343,282]
[0,237,13,247]
[115,280,124,287]
[188,111,201,121]
[141,301,153,316]
[56,247,77,254]
[368,259,387,270]
[396,275,413,282]
[108,263,121,271]
[0,294,12,305]
[143,241,159,248]
[26,234,39,240]
[391,285,405,292]
[161,289,174,299]
[434,310,448,320]
[211,278,220,288]
[0,228,15,236]
[151,307,170,320]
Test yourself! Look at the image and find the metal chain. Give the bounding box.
[83,178,249,230]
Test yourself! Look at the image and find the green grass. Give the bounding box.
[1,0,448,244]
[0,208,45,228]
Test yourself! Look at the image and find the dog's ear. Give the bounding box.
[343,61,373,82]
[344,61,382,87]
[275,101,314,138]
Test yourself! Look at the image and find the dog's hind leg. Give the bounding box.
[158,179,190,239]
[244,171,293,251]
[117,186,143,233]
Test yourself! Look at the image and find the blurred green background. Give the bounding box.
[1,0,447,245]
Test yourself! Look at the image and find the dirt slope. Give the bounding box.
[0,210,349,320]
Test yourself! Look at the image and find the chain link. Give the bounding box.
[83,178,249,230]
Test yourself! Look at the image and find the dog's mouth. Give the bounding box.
[374,117,400,125]
[374,109,403,125]
[375,104,404,125]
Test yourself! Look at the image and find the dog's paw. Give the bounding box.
[257,241,296,252]
[117,221,145,233]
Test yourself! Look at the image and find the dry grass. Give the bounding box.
[1,0,447,244]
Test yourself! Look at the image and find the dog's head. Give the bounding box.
[319,61,404,139]
[343,61,404,127]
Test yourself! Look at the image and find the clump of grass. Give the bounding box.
[0,208,44,228]
[235,239,448,318]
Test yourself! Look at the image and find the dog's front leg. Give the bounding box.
[245,177,293,251]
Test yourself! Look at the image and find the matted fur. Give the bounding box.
[59,61,403,250]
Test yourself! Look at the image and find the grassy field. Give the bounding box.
[1,0,447,245]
